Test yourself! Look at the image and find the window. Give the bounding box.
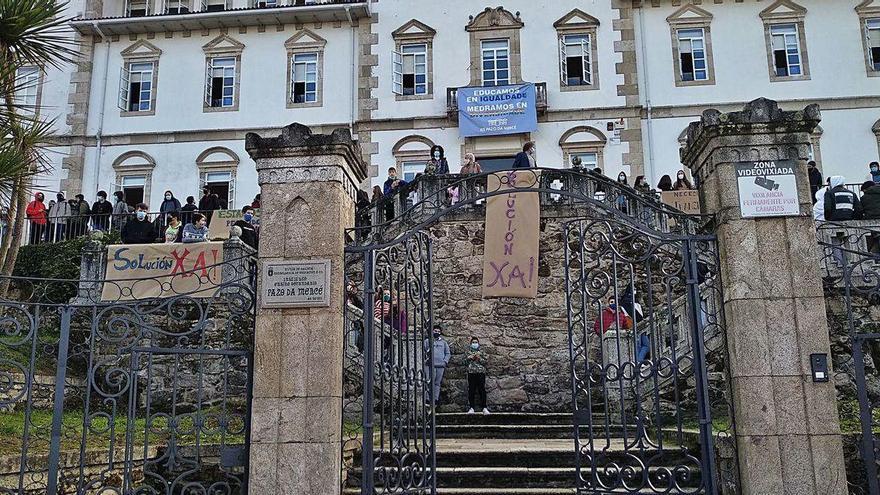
[393,44,428,96]
[165,0,190,14]
[868,19,880,72]
[570,152,598,170]
[126,0,148,16]
[769,24,802,77]
[481,39,510,87]
[254,0,277,7]
[206,57,236,108]
[400,161,422,183]
[677,29,708,82]
[204,0,227,12]
[559,126,607,171]
[290,53,318,104]
[14,67,39,110]
[118,62,154,113]
[203,171,234,209]
[121,175,146,209]
[560,34,591,86]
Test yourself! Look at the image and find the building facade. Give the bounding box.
[27,0,880,209]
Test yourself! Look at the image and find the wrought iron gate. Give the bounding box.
[564,217,728,494]
[344,232,436,495]
[0,257,255,494]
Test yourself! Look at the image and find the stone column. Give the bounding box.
[245,123,366,495]
[680,98,847,494]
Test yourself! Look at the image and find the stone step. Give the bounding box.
[435,412,581,426]
[434,423,635,439]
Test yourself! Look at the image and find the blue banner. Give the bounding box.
[457,83,538,137]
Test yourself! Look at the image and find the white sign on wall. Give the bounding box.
[735,160,800,218]
[261,260,330,308]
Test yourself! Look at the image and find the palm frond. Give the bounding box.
[0,0,79,70]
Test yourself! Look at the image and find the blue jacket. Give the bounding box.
[512,151,532,169]
[383,178,408,196]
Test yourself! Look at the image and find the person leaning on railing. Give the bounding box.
[121,203,158,244]
[182,213,210,243]
[91,191,112,231]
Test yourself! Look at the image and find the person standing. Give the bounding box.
[25,192,48,245]
[69,194,90,238]
[180,196,198,226]
[182,213,210,243]
[112,191,130,231]
[863,181,880,220]
[672,171,693,190]
[825,176,863,221]
[657,175,673,192]
[159,190,182,230]
[813,186,828,221]
[91,191,112,231]
[808,161,823,204]
[232,205,259,250]
[869,162,880,184]
[424,145,450,175]
[466,336,489,415]
[425,324,451,406]
[121,203,157,244]
[251,193,261,209]
[48,192,72,242]
[198,187,220,226]
[634,176,652,195]
[512,141,536,169]
[460,153,482,175]
[383,167,408,222]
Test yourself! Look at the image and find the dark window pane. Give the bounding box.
[129,8,146,16]
[293,82,305,102]
[129,82,141,111]
[774,50,788,75]
[681,53,694,76]
[567,56,584,85]
[403,74,415,95]
[211,77,224,106]
[872,47,880,70]
[206,4,224,11]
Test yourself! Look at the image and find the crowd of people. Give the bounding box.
[24,187,260,250]
[812,161,880,222]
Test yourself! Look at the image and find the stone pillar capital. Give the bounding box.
[246,122,367,197]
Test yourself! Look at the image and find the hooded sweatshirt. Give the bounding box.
[813,186,827,221]
[862,186,880,220]
[182,223,209,243]
[159,193,182,214]
[26,194,47,225]
[825,176,863,221]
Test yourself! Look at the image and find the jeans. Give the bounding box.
[468,373,487,410]
[426,366,445,403]
[636,333,650,362]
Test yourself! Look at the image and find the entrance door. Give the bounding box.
[564,217,723,494]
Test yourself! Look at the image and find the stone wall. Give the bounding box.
[429,212,571,412]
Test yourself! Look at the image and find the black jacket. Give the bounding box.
[863,187,880,220]
[91,199,113,230]
[512,151,532,169]
[825,186,863,221]
[233,220,258,250]
[180,203,198,225]
[121,218,158,244]
[198,194,220,212]
[808,167,823,189]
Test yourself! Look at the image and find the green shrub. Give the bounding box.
[13,231,120,281]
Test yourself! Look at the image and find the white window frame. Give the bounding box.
[201,170,236,209]
[569,152,598,170]
[118,61,155,113]
[392,51,404,95]
[393,43,428,96]
[126,0,149,16]
[163,0,190,14]
[560,34,591,86]
[254,0,277,6]
[676,28,709,82]
[769,23,803,78]
[480,39,510,87]
[868,18,880,73]
[14,66,40,111]
[290,52,319,104]
[204,0,227,11]
[205,57,237,109]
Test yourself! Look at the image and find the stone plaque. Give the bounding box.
[735,160,800,218]
[261,260,330,308]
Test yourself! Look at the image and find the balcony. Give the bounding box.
[446,82,548,116]
[71,0,370,36]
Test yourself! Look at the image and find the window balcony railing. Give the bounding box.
[446,82,548,115]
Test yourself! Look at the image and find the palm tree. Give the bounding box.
[0,0,78,287]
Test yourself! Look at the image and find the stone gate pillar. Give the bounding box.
[680,98,847,494]
[245,123,366,494]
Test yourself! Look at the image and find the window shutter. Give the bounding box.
[392,50,403,95]
[559,40,568,86]
[204,59,213,106]
[118,65,130,111]
[581,37,591,85]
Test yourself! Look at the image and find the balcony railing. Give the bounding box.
[446,82,548,115]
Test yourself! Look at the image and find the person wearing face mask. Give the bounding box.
[91,191,113,232]
[69,194,91,238]
[868,162,880,185]
[512,141,536,169]
[466,336,489,415]
[424,145,450,175]
[180,196,198,226]
[382,167,409,222]
[615,172,630,213]
[673,171,694,191]
[634,176,652,195]
[232,205,259,250]
[121,203,158,244]
[591,296,632,363]
[26,192,48,245]
[182,213,210,243]
[159,190,182,231]
[424,324,451,406]
[47,192,72,242]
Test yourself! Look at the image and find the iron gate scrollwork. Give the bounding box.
[564,217,731,494]
[0,253,255,494]
[344,232,436,495]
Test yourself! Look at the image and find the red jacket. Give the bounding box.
[593,308,632,335]
[26,196,47,225]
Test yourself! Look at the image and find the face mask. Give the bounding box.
[165,194,172,200]
[97,197,104,203]
[619,176,625,182]
[609,304,616,310]
[873,167,879,173]
[678,174,685,180]
[136,211,146,221]
[389,175,397,181]
[433,332,441,339]
[470,343,479,350]
[382,294,390,302]
[433,152,441,159]
[243,213,254,222]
